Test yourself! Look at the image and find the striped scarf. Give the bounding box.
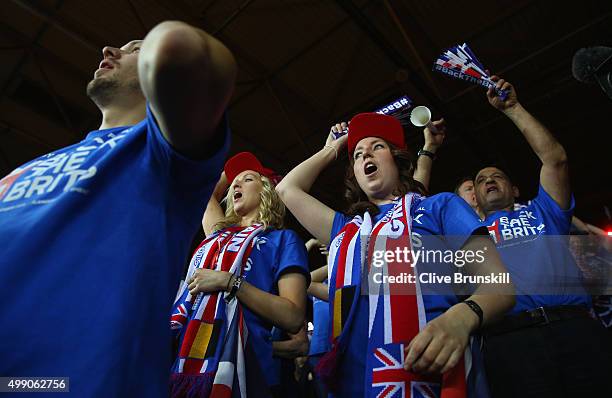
[318,194,480,397]
[170,224,263,398]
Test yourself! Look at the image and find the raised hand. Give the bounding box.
[487,75,518,112]
[423,118,447,152]
[324,122,349,157]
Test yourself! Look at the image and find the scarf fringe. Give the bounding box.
[170,372,214,398]
[314,341,340,393]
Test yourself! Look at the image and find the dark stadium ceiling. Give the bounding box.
[1,0,611,229]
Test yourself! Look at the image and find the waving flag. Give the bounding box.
[433,43,508,100]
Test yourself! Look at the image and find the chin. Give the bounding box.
[486,199,507,211]
[86,76,120,104]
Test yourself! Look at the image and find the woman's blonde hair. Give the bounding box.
[214,174,285,232]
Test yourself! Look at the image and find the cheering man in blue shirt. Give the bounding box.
[475,76,611,397]
[0,21,236,397]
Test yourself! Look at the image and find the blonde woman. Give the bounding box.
[170,152,309,397]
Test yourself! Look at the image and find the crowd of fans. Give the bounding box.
[0,21,609,398]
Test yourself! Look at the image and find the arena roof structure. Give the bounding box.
[1,0,610,230]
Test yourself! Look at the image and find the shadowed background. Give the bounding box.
[1,0,611,234]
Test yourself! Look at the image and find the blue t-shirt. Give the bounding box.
[482,185,590,313]
[329,193,484,397]
[308,282,331,356]
[238,228,310,387]
[0,106,229,397]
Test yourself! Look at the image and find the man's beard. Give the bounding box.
[86,75,140,108]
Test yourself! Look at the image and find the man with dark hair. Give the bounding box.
[0,21,236,397]
[454,177,482,218]
[474,77,611,397]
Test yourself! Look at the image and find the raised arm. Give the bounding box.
[488,77,570,209]
[413,119,446,192]
[202,172,229,236]
[139,21,237,158]
[276,125,348,245]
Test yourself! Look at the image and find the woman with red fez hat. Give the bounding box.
[170,151,310,397]
[276,113,515,397]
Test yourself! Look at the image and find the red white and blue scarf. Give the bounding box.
[318,194,481,398]
[170,224,263,398]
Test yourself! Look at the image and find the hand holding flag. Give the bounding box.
[433,42,509,100]
[486,75,519,112]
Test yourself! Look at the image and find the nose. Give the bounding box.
[102,46,121,60]
[361,147,373,159]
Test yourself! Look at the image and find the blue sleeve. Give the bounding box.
[274,230,311,285]
[330,211,353,243]
[144,103,230,193]
[532,185,574,234]
[423,193,487,250]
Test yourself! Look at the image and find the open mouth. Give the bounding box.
[99,60,114,70]
[233,192,243,201]
[364,162,378,176]
[486,186,498,193]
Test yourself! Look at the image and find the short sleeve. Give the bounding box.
[274,230,310,285]
[532,185,574,234]
[418,193,487,250]
[330,211,353,243]
[144,103,230,193]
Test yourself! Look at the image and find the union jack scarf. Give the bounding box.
[318,194,487,398]
[170,224,264,398]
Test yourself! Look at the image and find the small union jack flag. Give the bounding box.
[371,343,441,398]
[170,303,188,330]
[433,42,508,100]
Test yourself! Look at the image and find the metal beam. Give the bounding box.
[228,8,355,112]
[334,0,439,107]
[325,35,366,119]
[31,50,75,133]
[265,80,311,156]
[126,0,149,35]
[221,33,329,122]
[212,0,256,35]
[1,0,65,100]
[0,120,56,150]
[0,23,93,83]
[382,0,441,99]
[10,0,100,53]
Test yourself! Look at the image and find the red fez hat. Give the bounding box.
[224,152,278,184]
[347,113,406,155]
